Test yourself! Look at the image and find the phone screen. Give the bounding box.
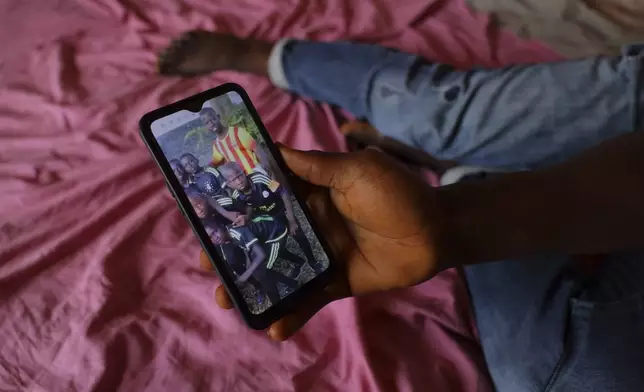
[150,91,330,314]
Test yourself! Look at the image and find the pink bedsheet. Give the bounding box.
[0,0,559,390]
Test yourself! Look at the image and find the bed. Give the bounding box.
[467,0,644,58]
[0,0,559,390]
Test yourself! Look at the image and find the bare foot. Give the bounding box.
[158,31,273,77]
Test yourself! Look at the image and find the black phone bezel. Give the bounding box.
[138,83,334,330]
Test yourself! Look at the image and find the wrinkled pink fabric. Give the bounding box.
[0,0,560,391]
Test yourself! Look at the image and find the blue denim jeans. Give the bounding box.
[270,40,644,391]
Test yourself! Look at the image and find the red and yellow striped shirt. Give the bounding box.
[211,126,259,174]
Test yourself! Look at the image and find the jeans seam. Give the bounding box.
[542,305,573,392]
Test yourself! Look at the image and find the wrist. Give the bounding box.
[435,170,561,267]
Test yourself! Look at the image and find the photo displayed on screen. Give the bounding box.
[151,92,330,314]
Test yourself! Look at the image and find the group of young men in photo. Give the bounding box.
[168,107,323,306]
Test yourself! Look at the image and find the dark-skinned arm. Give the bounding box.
[236,243,266,283]
[232,205,253,227]
[207,198,238,222]
[439,130,644,266]
[255,144,293,187]
[280,192,299,235]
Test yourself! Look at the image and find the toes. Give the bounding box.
[157,31,201,76]
[157,30,250,77]
[157,45,180,75]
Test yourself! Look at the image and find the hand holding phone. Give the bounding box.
[208,146,447,341]
[141,84,444,334]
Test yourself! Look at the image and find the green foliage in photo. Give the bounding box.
[225,106,261,142]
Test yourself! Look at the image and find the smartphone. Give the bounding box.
[139,84,333,329]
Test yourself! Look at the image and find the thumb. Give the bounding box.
[278,145,350,189]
